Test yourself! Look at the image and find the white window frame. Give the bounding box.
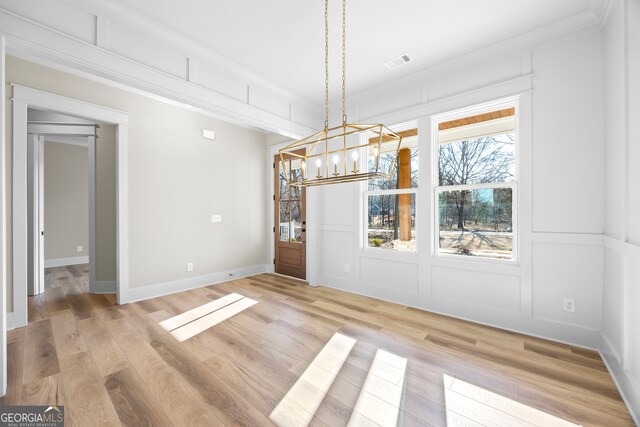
[431,97,519,263]
[361,122,419,254]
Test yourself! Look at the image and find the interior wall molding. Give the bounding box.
[0,0,609,141]
[341,14,601,113]
[0,5,318,139]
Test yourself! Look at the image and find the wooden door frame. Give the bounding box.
[274,151,307,280]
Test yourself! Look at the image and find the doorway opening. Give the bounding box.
[12,84,129,330]
[25,108,117,322]
[28,109,95,298]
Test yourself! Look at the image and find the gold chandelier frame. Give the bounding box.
[279,123,402,187]
[278,0,402,187]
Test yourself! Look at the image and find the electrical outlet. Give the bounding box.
[211,214,222,223]
[186,262,194,272]
[344,264,350,273]
[77,245,83,253]
[563,298,576,313]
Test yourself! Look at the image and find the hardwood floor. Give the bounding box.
[1,265,634,426]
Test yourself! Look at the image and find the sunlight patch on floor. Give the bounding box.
[158,293,257,342]
[270,333,357,427]
[443,374,582,426]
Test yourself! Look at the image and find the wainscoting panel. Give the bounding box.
[360,257,418,295]
[601,236,640,423]
[603,246,624,360]
[320,230,355,282]
[0,0,97,44]
[191,59,248,103]
[431,266,520,315]
[249,85,290,120]
[106,23,189,79]
[426,54,522,103]
[532,242,603,329]
[355,85,422,123]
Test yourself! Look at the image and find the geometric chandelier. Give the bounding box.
[279,0,402,187]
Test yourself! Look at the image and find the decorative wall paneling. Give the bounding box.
[0,1,320,138]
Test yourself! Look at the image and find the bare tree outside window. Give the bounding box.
[437,132,516,259]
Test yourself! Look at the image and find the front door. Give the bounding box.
[274,152,306,280]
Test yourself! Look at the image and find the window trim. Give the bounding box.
[431,97,519,264]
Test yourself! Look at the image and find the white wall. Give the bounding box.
[43,141,88,261]
[5,56,270,309]
[601,0,640,418]
[313,29,606,349]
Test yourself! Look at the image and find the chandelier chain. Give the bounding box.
[324,0,329,129]
[342,0,346,124]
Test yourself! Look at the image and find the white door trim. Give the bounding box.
[11,84,130,329]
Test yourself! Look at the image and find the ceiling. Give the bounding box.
[105,0,594,104]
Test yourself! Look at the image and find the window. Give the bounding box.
[434,105,517,260]
[364,128,418,252]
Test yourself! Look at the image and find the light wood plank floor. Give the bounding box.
[1,265,634,426]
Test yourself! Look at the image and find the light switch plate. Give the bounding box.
[211,214,222,223]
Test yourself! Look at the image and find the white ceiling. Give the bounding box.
[105,0,594,104]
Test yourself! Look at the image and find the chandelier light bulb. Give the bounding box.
[333,154,340,164]
[351,150,359,174]
[316,158,322,167]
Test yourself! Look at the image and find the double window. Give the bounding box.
[361,101,518,261]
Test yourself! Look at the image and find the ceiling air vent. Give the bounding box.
[384,54,411,70]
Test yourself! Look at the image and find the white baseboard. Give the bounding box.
[123,264,269,304]
[44,256,89,268]
[92,281,116,294]
[600,334,640,425]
